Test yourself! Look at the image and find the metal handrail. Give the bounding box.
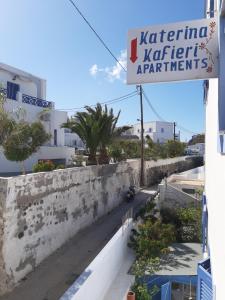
[22,93,52,108]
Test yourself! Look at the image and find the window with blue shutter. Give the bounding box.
[7,81,20,100]
[161,281,171,300]
[54,129,57,146]
[197,258,212,300]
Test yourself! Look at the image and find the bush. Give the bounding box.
[131,283,151,300]
[129,220,176,259]
[160,207,181,227]
[160,206,202,242]
[108,144,125,162]
[177,207,202,242]
[131,283,159,300]
[55,164,65,170]
[73,154,86,166]
[33,160,55,172]
[135,201,157,220]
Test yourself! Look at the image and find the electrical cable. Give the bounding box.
[65,0,198,135]
[67,0,127,72]
[59,91,137,111]
[142,88,198,135]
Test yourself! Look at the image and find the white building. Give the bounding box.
[0,62,75,173]
[196,1,225,300]
[125,121,175,143]
[64,128,84,149]
[186,143,205,156]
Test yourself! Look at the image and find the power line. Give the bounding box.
[142,89,165,122]
[176,124,198,135]
[66,0,197,136]
[59,91,137,111]
[67,0,127,72]
[142,89,198,135]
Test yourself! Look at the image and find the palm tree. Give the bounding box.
[62,110,102,164]
[62,103,130,165]
[81,104,130,164]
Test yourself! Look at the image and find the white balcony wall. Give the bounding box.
[205,78,225,300]
[0,146,74,173]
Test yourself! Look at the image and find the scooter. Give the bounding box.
[125,185,136,202]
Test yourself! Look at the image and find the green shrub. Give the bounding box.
[73,155,86,166]
[131,282,159,300]
[33,160,55,172]
[131,283,151,300]
[108,145,125,162]
[160,206,202,242]
[55,164,65,170]
[177,207,202,242]
[135,201,157,220]
[129,220,176,259]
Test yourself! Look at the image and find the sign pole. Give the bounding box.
[138,85,144,186]
[173,122,176,141]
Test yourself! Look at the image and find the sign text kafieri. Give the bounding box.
[127,18,218,84]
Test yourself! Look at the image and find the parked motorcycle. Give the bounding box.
[125,185,136,202]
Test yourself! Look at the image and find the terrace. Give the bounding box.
[0,87,53,108]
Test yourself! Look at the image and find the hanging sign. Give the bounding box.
[127,18,218,84]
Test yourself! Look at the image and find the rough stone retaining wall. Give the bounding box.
[158,183,201,209]
[0,156,202,295]
[144,156,202,186]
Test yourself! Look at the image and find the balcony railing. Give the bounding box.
[197,258,212,300]
[22,94,52,108]
[0,88,7,97]
[1,88,53,108]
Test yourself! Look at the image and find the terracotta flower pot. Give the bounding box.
[127,291,135,300]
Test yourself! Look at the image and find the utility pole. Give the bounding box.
[137,85,144,186]
[173,122,176,141]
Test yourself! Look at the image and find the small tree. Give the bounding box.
[62,103,129,164]
[165,140,186,157]
[0,89,16,145]
[3,121,51,174]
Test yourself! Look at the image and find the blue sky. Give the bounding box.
[0,0,205,141]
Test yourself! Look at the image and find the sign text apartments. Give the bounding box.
[127,18,218,84]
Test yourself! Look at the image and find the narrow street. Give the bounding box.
[0,187,157,300]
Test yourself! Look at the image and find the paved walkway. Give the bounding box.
[0,187,157,300]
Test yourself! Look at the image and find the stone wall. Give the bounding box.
[0,156,202,295]
[144,156,202,186]
[0,178,12,294]
[158,182,201,209]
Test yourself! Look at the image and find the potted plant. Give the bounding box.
[127,291,135,300]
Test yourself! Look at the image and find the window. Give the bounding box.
[7,82,20,100]
[161,128,164,133]
[137,129,140,133]
[149,128,152,132]
[54,129,57,146]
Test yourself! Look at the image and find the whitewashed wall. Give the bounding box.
[132,121,174,142]
[0,70,37,98]
[0,146,75,174]
[60,220,133,300]
[205,78,225,300]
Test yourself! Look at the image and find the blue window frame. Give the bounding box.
[7,81,20,100]
[197,258,212,300]
[161,281,171,300]
[54,129,57,146]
